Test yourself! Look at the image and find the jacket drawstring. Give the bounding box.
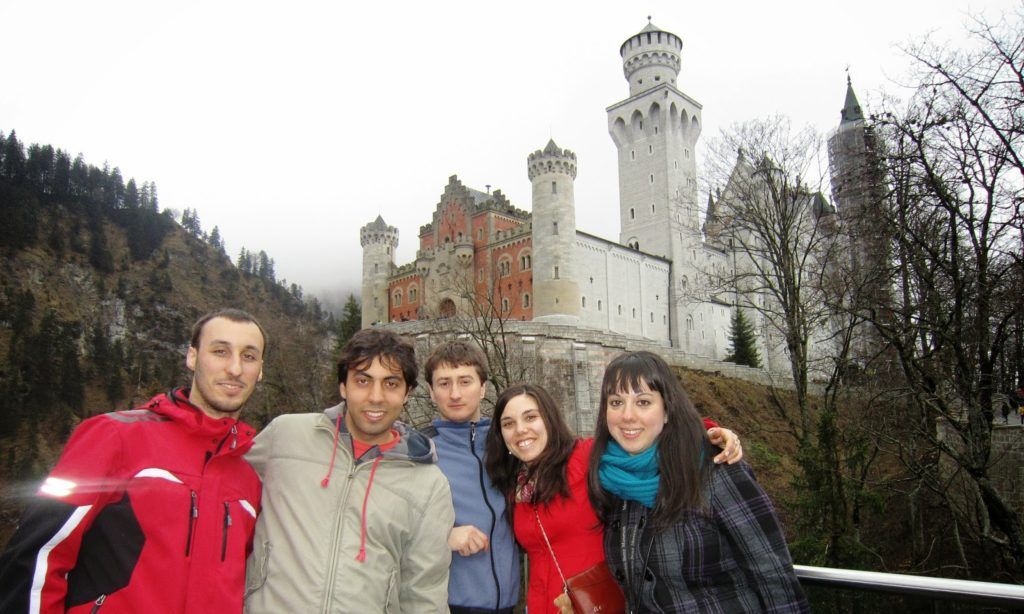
[355,456,383,563]
[321,413,344,488]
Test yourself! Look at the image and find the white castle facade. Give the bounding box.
[361,20,863,375]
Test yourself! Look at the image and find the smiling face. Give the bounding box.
[605,379,667,455]
[499,393,549,465]
[186,317,265,419]
[429,362,487,423]
[340,356,409,445]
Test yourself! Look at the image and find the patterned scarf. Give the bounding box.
[515,466,536,503]
[598,440,660,509]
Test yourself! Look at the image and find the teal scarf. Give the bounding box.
[598,440,660,509]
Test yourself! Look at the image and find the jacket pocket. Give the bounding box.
[245,540,272,597]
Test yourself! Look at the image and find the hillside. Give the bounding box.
[0,131,337,543]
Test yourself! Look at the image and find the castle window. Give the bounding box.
[686,316,693,331]
[598,300,602,311]
[663,315,667,324]
[639,120,644,130]
[629,208,635,220]
[630,150,635,161]
[477,228,483,241]
[553,222,558,235]
[519,252,532,270]
[374,263,379,273]
[522,293,531,308]
[649,174,654,184]
[651,204,655,213]
[648,145,653,154]
[553,266,560,279]
[409,287,417,303]
[552,181,557,194]
[650,312,654,322]
[681,276,688,288]
[685,149,690,158]
[393,290,402,306]
[654,126,659,135]
[478,268,485,282]
[582,296,587,308]
[498,257,512,277]
[456,232,463,242]
[617,305,622,315]
[632,308,636,318]
[674,160,678,169]
[655,75,660,81]
[501,298,510,313]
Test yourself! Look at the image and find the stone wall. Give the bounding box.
[386,318,791,436]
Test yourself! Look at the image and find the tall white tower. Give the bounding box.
[360,215,398,328]
[528,139,580,323]
[607,20,703,346]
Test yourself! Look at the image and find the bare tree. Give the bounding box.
[865,7,1024,574]
[702,117,881,568]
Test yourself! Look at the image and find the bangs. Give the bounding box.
[601,353,669,399]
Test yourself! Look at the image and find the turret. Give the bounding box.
[528,139,580,323]
[360,215,398,328]
[619,18,683,97]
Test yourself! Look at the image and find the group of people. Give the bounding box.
[0,307,808,613]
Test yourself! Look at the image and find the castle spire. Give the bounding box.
[841,75,864,124]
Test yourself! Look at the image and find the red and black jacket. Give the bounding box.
[0,389,261,613]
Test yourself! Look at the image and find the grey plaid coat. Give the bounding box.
[603,460,809,613]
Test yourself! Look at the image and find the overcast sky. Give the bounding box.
[2,0,1014,305]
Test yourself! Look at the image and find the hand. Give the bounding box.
[554,591,573,613]
[707,427,743,464]
[448,524,489,557]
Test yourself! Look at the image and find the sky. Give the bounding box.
[2,0,1016,307]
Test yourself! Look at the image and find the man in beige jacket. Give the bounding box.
[244,329,454,613]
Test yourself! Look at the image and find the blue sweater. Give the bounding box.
[431,418,520,610]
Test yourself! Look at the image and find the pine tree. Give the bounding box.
[724,308,761,368]
[335,294,362,353]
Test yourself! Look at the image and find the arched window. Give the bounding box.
[393,289,403,306]
[522,293,531,308]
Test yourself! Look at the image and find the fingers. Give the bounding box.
[711,427,743,464]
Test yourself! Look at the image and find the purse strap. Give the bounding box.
[534,508,569,592]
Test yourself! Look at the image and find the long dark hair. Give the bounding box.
[588,351,711,527]
[485,383,577,505]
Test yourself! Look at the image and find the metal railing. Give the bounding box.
[795,565,1024,608]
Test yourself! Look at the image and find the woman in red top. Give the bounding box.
[484,383,741,613]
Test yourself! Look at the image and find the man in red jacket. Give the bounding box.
[0,308,266,614]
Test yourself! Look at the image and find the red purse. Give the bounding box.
[535,509,626,614]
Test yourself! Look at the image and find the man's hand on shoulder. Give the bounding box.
[448,525,489,557]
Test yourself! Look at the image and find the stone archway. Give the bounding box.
[438,298,456,319]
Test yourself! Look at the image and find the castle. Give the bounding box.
[360,20,872,375]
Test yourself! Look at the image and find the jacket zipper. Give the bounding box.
[221,502,232,561]
[470,422,503,611]
[185,490,198,556]
[90,594,106,613]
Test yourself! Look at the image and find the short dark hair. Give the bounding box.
[190,308,268,357]
[337,328,418,391]
[424,340,490,385]
[484,383,576,505]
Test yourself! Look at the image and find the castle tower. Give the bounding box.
[607,20,703,347]
[360,215,398,328]
[828,76,892,364]
[528,139,580,323]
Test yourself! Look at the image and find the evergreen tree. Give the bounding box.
[335,294,362,353]
[208,226,225,254]
[724,308,761,368]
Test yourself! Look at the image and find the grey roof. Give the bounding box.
[641,21,661,33]
[366,215,390,230]
[467,188,491,205]
[543,138,560,154]
[841,76,864,123]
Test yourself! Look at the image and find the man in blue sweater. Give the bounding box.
[424,341,519,614]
